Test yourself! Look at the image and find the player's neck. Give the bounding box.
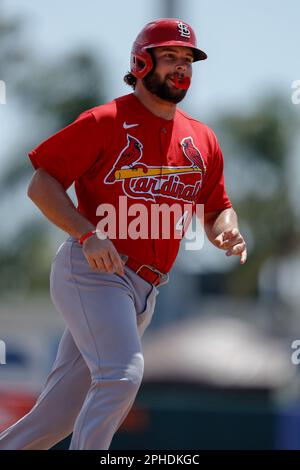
[134,85,176,121]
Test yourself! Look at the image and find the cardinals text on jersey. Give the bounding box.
[104,133,206,203]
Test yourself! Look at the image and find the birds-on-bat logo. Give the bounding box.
[181,136,206,174]
[104,134,205,203]
[105,134,145,183]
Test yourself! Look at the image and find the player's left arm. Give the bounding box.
[204,207,247,264]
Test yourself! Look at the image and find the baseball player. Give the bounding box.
[0,18,247,450]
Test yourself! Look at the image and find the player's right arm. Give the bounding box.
[27,168,124,276]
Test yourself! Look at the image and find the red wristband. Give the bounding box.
[79,230,97,245]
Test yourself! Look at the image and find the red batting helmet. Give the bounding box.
[130,18,207,79]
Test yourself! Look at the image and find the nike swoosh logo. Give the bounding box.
[123,122,139,129]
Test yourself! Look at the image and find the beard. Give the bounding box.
[142,71,188,104]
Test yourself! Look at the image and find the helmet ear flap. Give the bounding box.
[130,50,153,79]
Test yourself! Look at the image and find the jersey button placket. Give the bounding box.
[157,125,171,270]
[158,126,168,199]
[157,124,171,204]
[151,126,165,267]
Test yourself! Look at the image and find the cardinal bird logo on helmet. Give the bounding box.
[181,136,206,174]
[105,134,145,183]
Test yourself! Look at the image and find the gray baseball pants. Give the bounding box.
[0,236,165,450]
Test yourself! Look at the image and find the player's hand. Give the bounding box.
[214,228,247,265]
[82,235,125,276]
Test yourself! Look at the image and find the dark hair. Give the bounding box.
[123,50,156,90]
[123,72,137,89]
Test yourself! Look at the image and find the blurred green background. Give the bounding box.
[0,0,300,450]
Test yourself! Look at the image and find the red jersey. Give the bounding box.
[28,93,232,273]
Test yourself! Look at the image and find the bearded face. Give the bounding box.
[142,46,193,104]
[142,70,188,104]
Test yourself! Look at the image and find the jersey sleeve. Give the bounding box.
[28,112,101,190]
[200,130,232,214]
